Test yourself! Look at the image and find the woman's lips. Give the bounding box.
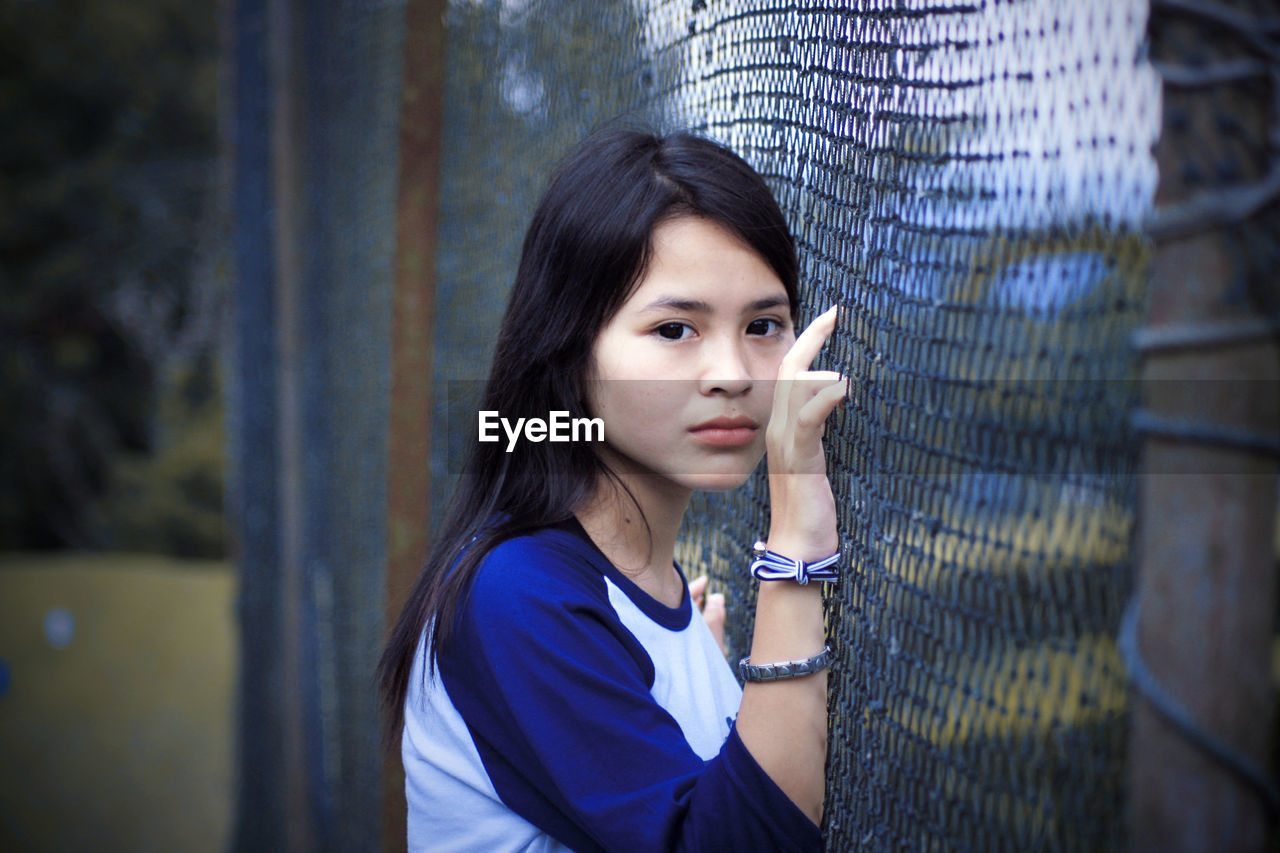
[689,417,759,447]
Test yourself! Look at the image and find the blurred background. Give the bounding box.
[2,0,1276,852]
[0,1,231,850]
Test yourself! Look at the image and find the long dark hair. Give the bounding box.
[379,127,799,738]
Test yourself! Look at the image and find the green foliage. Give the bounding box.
[97,357,225,558]
[0,0,221,551]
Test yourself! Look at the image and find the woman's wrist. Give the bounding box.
[749,577,825,659]
[764,530,838,562]
[767,478,838,559]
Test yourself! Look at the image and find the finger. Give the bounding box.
[688,574,708,609]
[770,322,840,430]
[778,372,845,430]
[778,307,837,379]
[793,377,848,433]
[702,593,726,656]
[778,304,839,380]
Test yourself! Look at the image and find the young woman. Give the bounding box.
[380,128,846,852]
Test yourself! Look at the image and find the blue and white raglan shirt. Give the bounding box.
[402,518,824,852]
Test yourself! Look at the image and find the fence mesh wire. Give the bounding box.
[431,1,1160,848]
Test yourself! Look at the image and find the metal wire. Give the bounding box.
[432,1,1161,848]
[1118,593,1280,821]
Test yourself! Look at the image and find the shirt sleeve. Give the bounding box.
[437,533,824,853]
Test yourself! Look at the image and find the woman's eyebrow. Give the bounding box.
[638,296,713,314]
[637,295,790,314]
[743,296,791,313]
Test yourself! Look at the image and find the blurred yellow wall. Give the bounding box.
[0,554,235,853]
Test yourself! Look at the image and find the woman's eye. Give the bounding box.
[747,318,783,336]
[655,322,692,340]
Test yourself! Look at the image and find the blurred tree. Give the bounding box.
[0,0,222,553]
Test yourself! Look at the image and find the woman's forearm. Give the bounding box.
[734,532,831,825]
[740,305,844,825]
[736,584,827,823]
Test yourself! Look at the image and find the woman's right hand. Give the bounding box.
[736,304,845,826]
[764,305,846,558]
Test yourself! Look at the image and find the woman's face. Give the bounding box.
[585,216,795,493]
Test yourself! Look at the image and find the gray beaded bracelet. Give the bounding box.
[738,646,833,682]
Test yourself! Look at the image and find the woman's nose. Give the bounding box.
[698,336,753,396]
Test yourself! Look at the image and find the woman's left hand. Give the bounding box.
[689,574,726,656]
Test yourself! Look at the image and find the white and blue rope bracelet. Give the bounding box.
[738,541,840,681]
[749,540,840,585]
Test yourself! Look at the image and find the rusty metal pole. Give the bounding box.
[1128,1,1280,850]
[229,1,407,848]
[382,1,447,851]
